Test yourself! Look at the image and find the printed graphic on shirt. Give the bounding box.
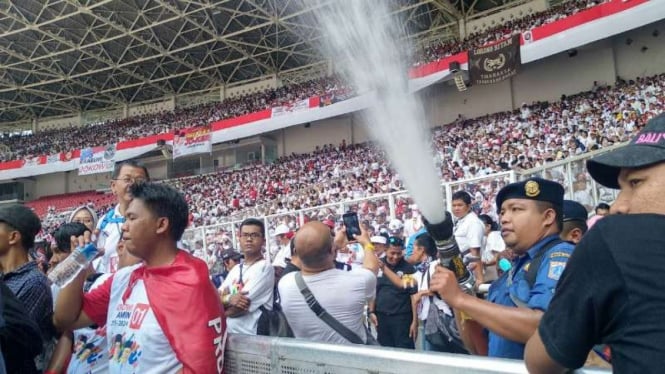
[107,303,148,370]
[109,333,142,369]
[68,326,108,373]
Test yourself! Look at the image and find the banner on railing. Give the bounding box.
[173,126,212,159]
[271,98,310,117]
[78,145,116,175]
[469,34,521,85]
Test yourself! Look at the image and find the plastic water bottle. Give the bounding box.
[48,243,99,288]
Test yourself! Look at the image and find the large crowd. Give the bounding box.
[0,76,350,162]
[26,72,665,241]
[2,0,664,372]
[0,0,613,164]
[181,73,663,228]
[412,0,611,66]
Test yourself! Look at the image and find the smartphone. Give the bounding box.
[342,212,361,241]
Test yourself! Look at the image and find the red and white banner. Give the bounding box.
[173,126,212,159]
[78,145,116,176]
[0,0,659,180]
[271,98,310,118]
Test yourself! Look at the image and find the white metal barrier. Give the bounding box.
[224,334,610,374]
[184,142,625,258]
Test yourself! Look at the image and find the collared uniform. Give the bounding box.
[453,211,485,256]
[487,234,574,359]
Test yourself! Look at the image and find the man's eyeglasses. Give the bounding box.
[240,232,263,240]
[113,176,147,184]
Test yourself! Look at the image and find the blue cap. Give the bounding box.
[496,177,564,213]
[563,200,588,222]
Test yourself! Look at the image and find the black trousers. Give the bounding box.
[376,312,415,349]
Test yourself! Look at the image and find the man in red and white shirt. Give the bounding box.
[54,182,226,374]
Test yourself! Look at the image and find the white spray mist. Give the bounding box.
[313,0,446,223]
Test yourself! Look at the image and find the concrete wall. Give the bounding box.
[614,19,665,79]
[35,172,68,198]
[512,39,616,104]
[67,172,112,192]
[423,77,513,126]
[274,116,353,155]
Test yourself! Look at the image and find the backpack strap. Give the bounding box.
[294,272,364,344]
[507,238,564,308]
[524,238,563,288]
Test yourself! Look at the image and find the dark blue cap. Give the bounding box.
[496,177,564,213]
[563,200,588,222]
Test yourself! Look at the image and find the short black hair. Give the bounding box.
[478,214,498,231]
[415,233,437,258]
[239,218,265,236]
[54,222,89,252]
[534,201,563,232]
[129,182,189,241]
[562,220,588,238]
[595,203,610,211]
[452,190,472,205]
[113,160,150,180]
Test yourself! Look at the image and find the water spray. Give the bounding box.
[312,0,474,292]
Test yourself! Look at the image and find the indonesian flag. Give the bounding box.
[127,251,227,373]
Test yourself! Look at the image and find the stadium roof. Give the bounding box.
[0,0,519,126]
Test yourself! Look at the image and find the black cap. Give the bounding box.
[221,249,243,261]
[588,113,665,188]
[0,204,41,249]
[563,200,588,222]
[388,236,404,247]
[496,177,564,213]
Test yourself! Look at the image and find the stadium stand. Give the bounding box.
[0,0,612,164]
[0,76,351,162]
[412,0,612,66]
[26,72,664,233]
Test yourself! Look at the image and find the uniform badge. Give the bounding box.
[547,261,566,280]
[525,180,540,197]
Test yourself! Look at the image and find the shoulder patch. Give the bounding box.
[549,251,571,259]
[547,261,566,280]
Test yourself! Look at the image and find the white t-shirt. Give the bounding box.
[219,260,274,335]
[95,205,124,274]
[84,265,182,374]
[278,268,376,345]
[454,212,485,255]
[415,261,452,321]
[481,231,506,282]
[272,245,291,268]
[67,274,113,374]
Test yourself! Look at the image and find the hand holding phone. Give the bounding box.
[342,212,361,242]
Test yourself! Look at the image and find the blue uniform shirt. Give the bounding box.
[487,234,574,359]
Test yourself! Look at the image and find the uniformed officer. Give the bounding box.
[429,177,574,359]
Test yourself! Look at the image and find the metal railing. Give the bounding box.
[184,143,625,259]
[224,334,610,374]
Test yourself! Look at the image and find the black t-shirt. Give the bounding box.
[375,258,416,315]
[539,214,665,373]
